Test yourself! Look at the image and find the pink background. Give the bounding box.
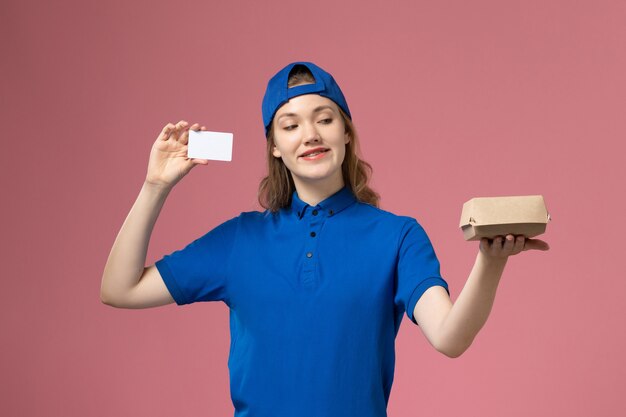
[2,0,625,416]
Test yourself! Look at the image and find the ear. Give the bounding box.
[272,145,282,158]
[344,131,350,144]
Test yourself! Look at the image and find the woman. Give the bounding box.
[101,61,549,417]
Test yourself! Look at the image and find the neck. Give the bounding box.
[293,175,345,206]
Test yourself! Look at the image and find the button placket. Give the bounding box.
[302,208,322,286]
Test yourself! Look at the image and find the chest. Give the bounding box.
[226,218,400,320]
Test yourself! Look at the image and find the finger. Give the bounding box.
[493,236,503,253]
[503,234,515,253]
[480,238,490,253]
[160,123,176,141]
[180,123,201,146]
[191,158,209,165]
[524,238,550,251]
[512,235,525,254]
[200,126,207,131]
[179,126,193,146]
[189,123,201,131]
[173,120,189,141]
[485,236,502,256]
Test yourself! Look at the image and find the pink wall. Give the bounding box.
[2,0,625,415]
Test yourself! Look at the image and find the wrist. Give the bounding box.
[477,250,508,270]
[142,180,173,197]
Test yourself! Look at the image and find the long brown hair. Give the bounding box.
[257,66,380,212]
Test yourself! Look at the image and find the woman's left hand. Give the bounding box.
[479,234,550,258]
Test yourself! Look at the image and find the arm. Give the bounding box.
[100,182,174,308]
[413,234,550,358]
[100,121,208,308]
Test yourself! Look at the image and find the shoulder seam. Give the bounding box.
[395,217,417,253]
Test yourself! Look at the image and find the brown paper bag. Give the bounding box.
[459,195,551,241]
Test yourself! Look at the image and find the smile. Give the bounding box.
[300,149,329,160]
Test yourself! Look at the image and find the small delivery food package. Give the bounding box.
[459,195,551,241]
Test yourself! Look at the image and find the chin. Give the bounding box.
[297,169,342,184]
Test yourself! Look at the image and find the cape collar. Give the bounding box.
[289,186,357,219]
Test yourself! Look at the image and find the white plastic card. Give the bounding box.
[187,130,233,161]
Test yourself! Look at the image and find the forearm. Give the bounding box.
[100,182,171,303]
[438,251,508,357]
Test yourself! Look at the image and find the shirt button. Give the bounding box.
[329,209,334,216]
[310,231,316,237]
[312,209,318,216]
[306,252,313,258]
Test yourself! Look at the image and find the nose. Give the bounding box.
[302,121,321,144]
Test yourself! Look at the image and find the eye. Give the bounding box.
[319,118,333,124]
[284,124,297,131]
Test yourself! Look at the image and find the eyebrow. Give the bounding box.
[276,105,336,121]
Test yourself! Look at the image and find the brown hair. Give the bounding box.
[257,65,380,212]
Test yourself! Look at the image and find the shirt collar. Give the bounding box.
[290,186,357,219]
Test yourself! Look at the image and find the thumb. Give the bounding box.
[524,238,550,251]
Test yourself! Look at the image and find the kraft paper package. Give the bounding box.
[459,195,551,241]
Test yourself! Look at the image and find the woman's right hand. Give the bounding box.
[145,120,209,190]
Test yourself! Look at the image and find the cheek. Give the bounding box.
[337,143,348,161]
[274,134,298,153]
[271,136,290,158]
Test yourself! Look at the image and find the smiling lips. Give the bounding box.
[299,147,329,160]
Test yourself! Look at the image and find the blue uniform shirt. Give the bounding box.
[155,186,449,417]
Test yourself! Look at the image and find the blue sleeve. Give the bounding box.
[155,216,239,306]
[395,218,450,325]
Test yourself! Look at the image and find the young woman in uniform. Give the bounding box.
[101,61,549,417]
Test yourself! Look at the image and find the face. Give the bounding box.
[271,94,350,190]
